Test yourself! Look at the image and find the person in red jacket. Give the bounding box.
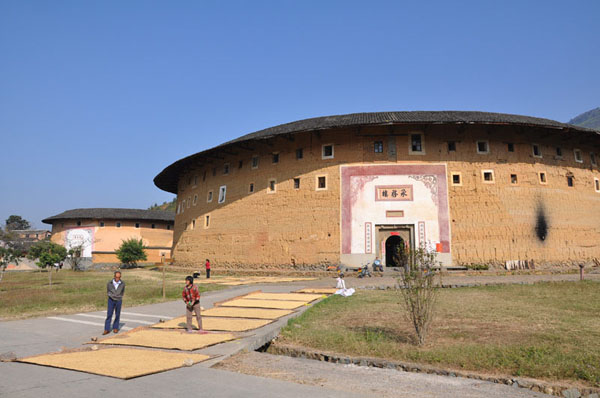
[205,258,211,279]
[182,276,203,332]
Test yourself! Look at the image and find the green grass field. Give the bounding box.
[0,269,224,320]
[279,281,600,387]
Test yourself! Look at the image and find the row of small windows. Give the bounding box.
[177,176,328,214]
[372,137,597,166]
[182,145,333,190]
[71,220,171,230]
[451,171,599,191]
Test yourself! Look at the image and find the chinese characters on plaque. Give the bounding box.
[375,185,413,201]
[365,222,372,254]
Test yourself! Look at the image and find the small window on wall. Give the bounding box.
[574,149,583,163]
[451,172,461,186]
[507,143,515,152]
[77,221,81,226]
[167,224,171,230]
[595,178,600,192]
[151,223,155,229]
[539,172,547,184]
[249,183,255,193]
[556,147,563,157]
[238,160,243,169]
[203,171,207,181]
[193,195,197,205]
[100,221,105,227]
[447,141,456,152]
[293,178,300,189]
[296,148,303,159]
[204,215,210,228]
[116,222,121,228]
[317,175,327,190]
[482,170,495,183]
[272,153,279,164]
[409,134,424,154]
[193,176,198,187]
[532,144,542,158]
[374,141,383,153]
[322,144,334,159]
[252,156,259,169]
[191,220,195,230]
[591,153,597,166]
[135,223,140,228]
[567,174,574,187]
[207,191,213,203]
[223,163,230,175]
[511,174,518,184]
[477,140,489,154]
[212,167,217,176]
[268,179,277,193]
[218,185,227,203]
[187,197,191,208]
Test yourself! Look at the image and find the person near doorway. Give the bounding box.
[205,259,211,279]
[335,273,355,297]
[104,271,125,335]
[373,257,383,272]
[183,276,204,332]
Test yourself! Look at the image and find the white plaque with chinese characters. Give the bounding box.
[375,185,413,201]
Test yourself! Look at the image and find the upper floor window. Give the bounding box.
[116,222,122,228]
[374,141,383,153]
[268,179,277,193]
[223,163,230,175]
[193,176,198,186]
[151,223,155,229]
[193,194,198,205]
[511,174,518,184]
[591,153,597,166]
[212,167,217,176]
[252,156,259,169]
[167,224,171,230]
[507,143,514,152]
[203,171,207,181]
[218,186,227,204]
[238,160,243,169]
[447,141,456,152]
[100,221,105,227]
[451,172,461,186]
[482,170,495,183]
[556,147,563,157]
[322,144,334,159]
[249,183,255,193]
[207,191,213,203]
[296,148,304,159]
[595,178,600,192]
[476,140,489,154]
[574,149,583,163]
[135,223,140,228]
[409,134,424,154]
[76,221,81,226]
[539,172,547,184]
[532,144,542,158]
[567,174,574,187]
[272,153,279,164]
[317,175,327,190]
[187,197,191,208]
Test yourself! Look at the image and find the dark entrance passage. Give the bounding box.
[385,235,406,267]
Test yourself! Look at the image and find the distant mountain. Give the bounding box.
[149,198,176,212]
[568,107,600,130]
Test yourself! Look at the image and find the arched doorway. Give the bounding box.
[385,235,406,267]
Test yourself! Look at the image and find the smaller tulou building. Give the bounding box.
[42,208,174,266]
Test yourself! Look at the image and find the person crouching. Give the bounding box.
[182,276,203,332]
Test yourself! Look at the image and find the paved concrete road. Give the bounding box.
[1,283,363,398]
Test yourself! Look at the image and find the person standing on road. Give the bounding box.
[104,271,125,335]
[183,276,204,332]
[205,258,211,279]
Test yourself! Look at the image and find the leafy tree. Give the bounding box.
[5,215,31,231]
[0,243,23,284]
[116,238,147,268]
[28,241,67,286]
[398,247,441,346]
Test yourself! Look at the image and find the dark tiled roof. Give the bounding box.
[154,111,600,193]
[42,208,175,224]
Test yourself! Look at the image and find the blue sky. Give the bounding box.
[1,1,599,228]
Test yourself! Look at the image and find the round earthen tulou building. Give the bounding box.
[154,111,600,270]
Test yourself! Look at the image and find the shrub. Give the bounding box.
[116,238,147,268]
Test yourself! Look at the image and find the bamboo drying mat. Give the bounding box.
[218,298,306,310]
[200,306,293,319]
[151,316,272,331]
[18,347,210,379]
[96,329,237,350]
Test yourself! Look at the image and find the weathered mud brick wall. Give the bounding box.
[170,122,600,270]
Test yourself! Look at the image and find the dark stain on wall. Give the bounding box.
[535,203,549,242]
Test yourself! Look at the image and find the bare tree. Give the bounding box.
[398,247,441,345]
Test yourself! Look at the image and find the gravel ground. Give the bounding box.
[216,351,551,398]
